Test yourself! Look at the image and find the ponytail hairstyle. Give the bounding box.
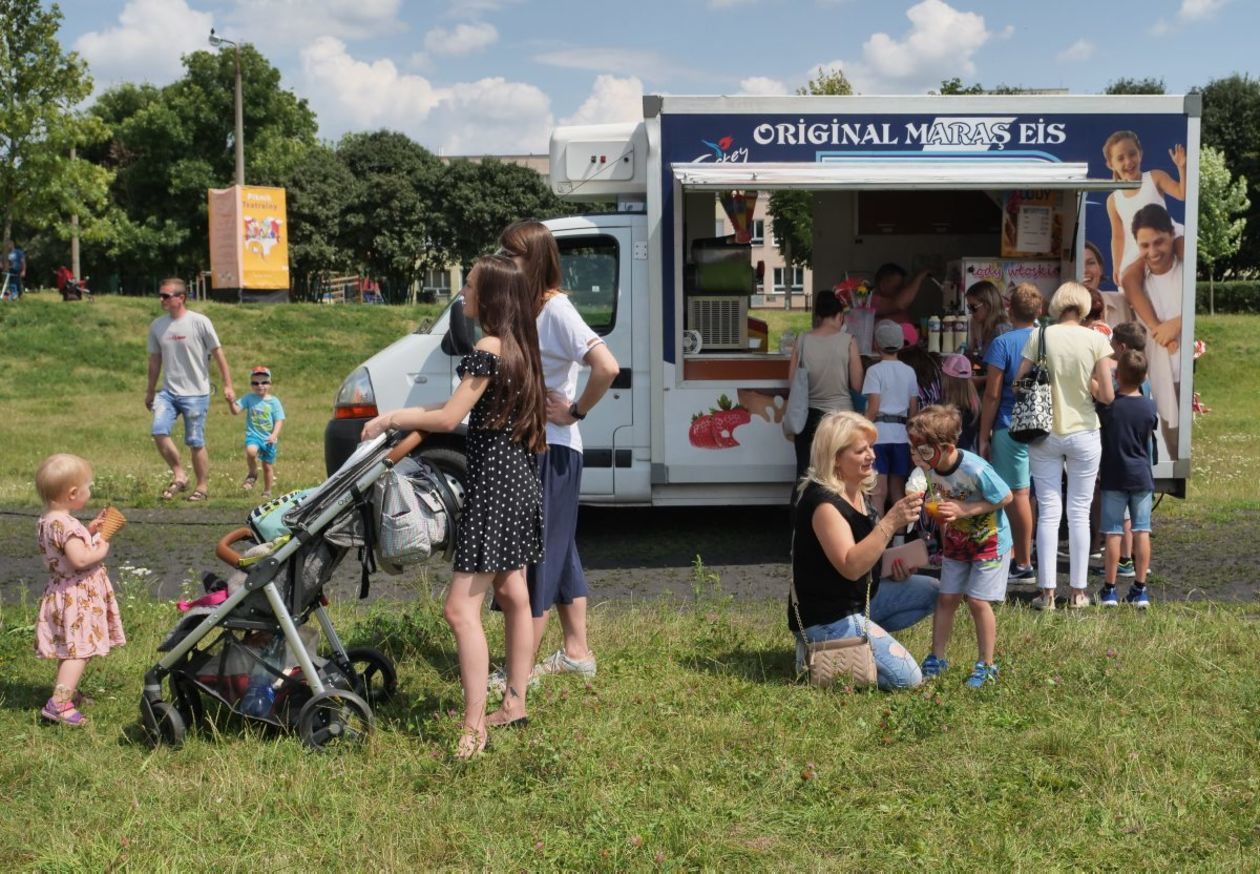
[498,220,562,316]
[469,254,548,453]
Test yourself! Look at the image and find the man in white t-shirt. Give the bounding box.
[144,278,235,502]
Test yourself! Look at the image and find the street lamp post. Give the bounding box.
[208,29,244,186]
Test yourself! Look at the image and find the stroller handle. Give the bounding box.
[387,429,424,463]
[215,527,256,569]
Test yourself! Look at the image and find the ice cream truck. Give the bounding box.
[324,93,1200,503]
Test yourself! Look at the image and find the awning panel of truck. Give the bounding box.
[672,161,1137,191]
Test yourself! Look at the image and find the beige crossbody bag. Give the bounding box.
[790,531,878,689]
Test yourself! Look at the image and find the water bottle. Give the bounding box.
[241,636,283,718]
[927,315,942,354]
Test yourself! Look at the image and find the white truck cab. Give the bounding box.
[326,94,1200,502]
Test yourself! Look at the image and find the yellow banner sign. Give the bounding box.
[207,185,290,290]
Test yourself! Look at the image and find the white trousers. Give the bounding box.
[1028,429,1101,591]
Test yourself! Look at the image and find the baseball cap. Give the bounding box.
[250,366,272,380]
[940,353,973,380]
[901,322,920,347]
[874,319,905,351]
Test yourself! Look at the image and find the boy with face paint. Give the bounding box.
[908,405,1013,689]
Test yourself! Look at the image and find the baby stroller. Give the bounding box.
[140,431,462,750]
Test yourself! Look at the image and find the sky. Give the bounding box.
[51,0,1257,155]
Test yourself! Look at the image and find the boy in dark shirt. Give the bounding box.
[1097,349,1158,608]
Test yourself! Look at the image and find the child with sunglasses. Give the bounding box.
[909,405,1012,689]
[228,367,285,499]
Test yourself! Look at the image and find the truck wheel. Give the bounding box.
[417,445,468,497]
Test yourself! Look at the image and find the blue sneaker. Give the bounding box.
[1117,558,1136,578]
[1099,585,1119,607]
[965,661,998,688]
[1009,562,1036,582]
[920,654,949,679]
[1125,585,1150,608]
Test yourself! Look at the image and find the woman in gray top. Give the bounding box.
[788,291,863,481]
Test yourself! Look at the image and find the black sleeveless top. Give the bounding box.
[788,481,880,631]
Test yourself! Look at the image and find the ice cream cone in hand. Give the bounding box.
[96,506,127,541]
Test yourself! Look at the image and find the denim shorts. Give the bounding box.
[990,428,1029,490]
[1100,489,1153,534]
[874,442,911,478]
[151,390,210,447]
[246,437,278,464]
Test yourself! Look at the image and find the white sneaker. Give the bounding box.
[487,666,541,696]
[535,649,597,678]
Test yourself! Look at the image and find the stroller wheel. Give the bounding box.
[333,646,397,707]
[296,689,373,751]
[139,697,186,748]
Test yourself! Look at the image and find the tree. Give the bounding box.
[936,78,985,95]
[767,66,852,288]
[0,0,113,252]
[285,143,355,299]
[84,45,318,278]
[337,130,444,302]
[1200,74,1260,276]
[430,158,567,269]
[1197,145,1249,313]
[1105,77,1166,95]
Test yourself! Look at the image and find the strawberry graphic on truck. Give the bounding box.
[688,394,752,449]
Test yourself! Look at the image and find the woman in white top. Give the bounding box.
[788,290,864,482]
[488,221,619,725]
[1103,130,1185,287]
[1015,282,1114,610]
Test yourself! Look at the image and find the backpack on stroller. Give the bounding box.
[139,430,461,750]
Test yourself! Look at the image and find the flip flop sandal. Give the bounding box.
[241,475,258,491]
[186,489,209,503]
[160,480,189,500]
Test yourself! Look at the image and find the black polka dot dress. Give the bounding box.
[453,349,544,573]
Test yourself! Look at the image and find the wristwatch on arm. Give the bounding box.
[569,402,586,421]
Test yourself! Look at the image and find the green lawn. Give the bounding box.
[0,585,1257,869]
[0,293,443,507]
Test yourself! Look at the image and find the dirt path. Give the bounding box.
[2,504,1255,608]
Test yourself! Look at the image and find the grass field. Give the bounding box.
[1,296,1258,869]
[0,293,443,507]
[1,579,1258,869]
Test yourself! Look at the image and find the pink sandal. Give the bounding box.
[41,697,87,726]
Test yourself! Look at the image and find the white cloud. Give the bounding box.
[560,75,644,126]
[225,0,404,46]
[299,37,554,153]
[738,76,790,96]
[445,0,519,18]
[821,0,992,93]
[423,22,499,56]
[1056,39,1096,63]
[1152,0,1230,34]
[1179,0,1229,20]
[73,0,213,89]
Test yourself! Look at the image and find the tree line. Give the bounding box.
[2,0,566,300]
[3,0,1258,298]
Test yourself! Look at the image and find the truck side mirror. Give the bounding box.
[441,294,477,356]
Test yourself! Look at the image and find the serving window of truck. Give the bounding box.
[647,95,1198,495]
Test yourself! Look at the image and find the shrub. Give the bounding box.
[1195,281,1260,313]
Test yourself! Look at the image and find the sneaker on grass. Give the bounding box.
[1009,562,1036,582]
[535,649,597,678]
[920,654,949,679]
[487,666,541,696]
[1125,585,1150,608]
[1030,592,1056,611]
[1116,558,1136,578]
[965,662,998,688]
[1098,585,1119,607]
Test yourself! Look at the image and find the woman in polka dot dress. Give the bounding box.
[362,254,547,758]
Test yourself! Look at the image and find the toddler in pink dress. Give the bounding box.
[34,454,126,726]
